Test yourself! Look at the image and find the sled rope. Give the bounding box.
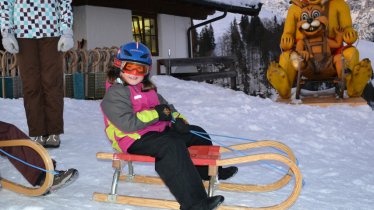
[190,130,246,155]
[191,130,299,164]
[190,130,306,186]
[190,130,288,173]
[0,148,58,175]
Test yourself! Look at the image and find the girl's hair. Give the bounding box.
[106,66,157,92]
[106,66,120,85]
[142,75,157,91]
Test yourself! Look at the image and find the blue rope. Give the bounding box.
[191,130,300,166]
[190,130,247,156]
[0,148,58,175]
[190,130,290,173]
[189,130,305,187]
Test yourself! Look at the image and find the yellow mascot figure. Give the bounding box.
[295,4,344,80]
[267,0,373,99]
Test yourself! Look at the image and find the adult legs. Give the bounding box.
[127,130,208,209]
[17,39,46,137]
[38,37,64,135]
[16,38,63,137]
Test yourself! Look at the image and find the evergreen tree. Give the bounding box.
[217,32,231,56]
[198,24,216,57]
[230,18,249,94]
[208,24,216,53]
[191,27,199,57]
[239,15,251,45]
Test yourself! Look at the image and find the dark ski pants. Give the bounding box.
[127,125,212,209]
[17,37,64,137]
[0,121,45,186]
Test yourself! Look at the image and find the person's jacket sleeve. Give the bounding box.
[0,0,14,33]
[58,0,73,32]
[101,84,160,133]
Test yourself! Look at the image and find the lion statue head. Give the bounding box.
[296,4,327,38]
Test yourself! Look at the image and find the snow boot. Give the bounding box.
[44,134,60,148]
[32,136,46,146]
[49,168,79,193]
[188,195,224,210]
[218,166,238,180]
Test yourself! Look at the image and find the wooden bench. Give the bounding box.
[157,56,237,90]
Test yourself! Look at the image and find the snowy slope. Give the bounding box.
[1,74,374,210]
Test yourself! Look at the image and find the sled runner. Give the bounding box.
[93,140,303,209]
[0,140,54,196]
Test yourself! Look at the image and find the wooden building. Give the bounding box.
[72,0,262,71]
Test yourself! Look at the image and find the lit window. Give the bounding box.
[132,14,159,56]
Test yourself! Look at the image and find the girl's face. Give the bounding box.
[121,72,144,85]
[120,63,147,85]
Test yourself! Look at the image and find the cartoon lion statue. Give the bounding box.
[294,4,344,79]
[267,0,372,99]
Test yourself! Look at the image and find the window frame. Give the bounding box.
[132,12,159,56]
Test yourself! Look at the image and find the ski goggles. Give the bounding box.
[113,59,149,76]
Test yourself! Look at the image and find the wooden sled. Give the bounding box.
[93,140,303,209]
[0,139,54,196]
[285,54,369,107]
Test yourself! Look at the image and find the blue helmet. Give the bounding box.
[116,42,152,66]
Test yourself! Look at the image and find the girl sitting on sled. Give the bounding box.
[101,42,238,210]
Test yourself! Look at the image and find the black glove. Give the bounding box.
[154,104,172,121]
[172,118,190,134]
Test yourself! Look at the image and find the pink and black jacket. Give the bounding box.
[101,83,183,153]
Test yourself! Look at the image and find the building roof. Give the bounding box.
[72,0,262,19]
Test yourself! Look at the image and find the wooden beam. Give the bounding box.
[276,96,369,107]
[72,0,215,19]
[157,56,235,67]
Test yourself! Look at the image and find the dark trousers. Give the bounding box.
[0,121,44,186]
[127,125,211,209]
[17,37,64,137]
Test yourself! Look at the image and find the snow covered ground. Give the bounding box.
[1,72,374,209]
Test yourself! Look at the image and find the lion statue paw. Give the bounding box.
[346,58,373,97]
[267,62,293,99]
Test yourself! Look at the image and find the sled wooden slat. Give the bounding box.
[93,192,181,209]
[97,145,221,166]
[117,173,293,193]
[94,140,302,209]
[276,96,368,107]
[93,192,281,210]
[0,140,54,196]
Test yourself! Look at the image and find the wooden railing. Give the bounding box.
[157,56,237,90]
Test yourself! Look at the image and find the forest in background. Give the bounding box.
[191,15,284,97]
